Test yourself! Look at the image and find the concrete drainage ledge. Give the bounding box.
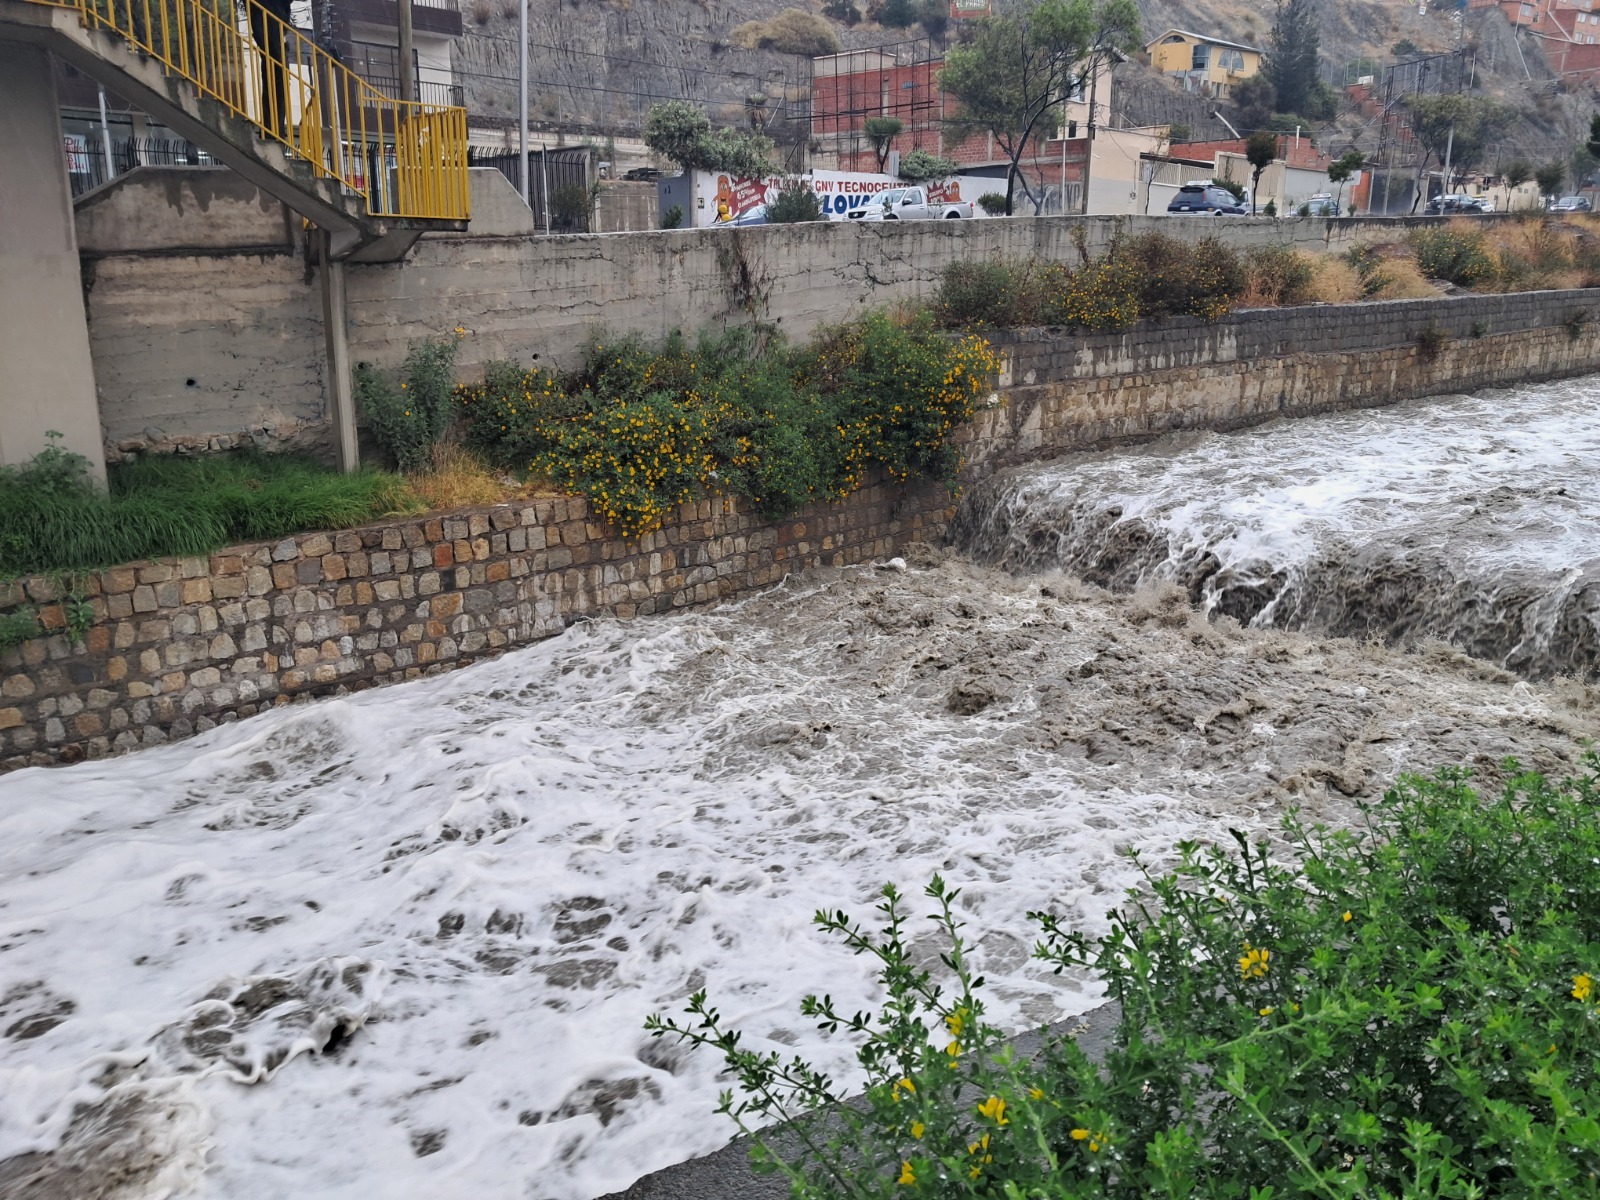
[595,1003,1121,1200]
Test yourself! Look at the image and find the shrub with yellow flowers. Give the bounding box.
[456,317,1000,540]
[649,752,1600,1197]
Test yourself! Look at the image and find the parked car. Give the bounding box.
[1166,183,1246,215]
[1424,194,1488,215]
[622,167,662,182]
[846,186,975,220]
[1302,193,1339,216]
[1550,194,1593,213]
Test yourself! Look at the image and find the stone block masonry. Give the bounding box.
[0,484,953,770]
[5,287,1600,769]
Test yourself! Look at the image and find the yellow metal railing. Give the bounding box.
[32,0,469,220]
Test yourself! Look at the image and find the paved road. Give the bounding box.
[596,1003,1121,1200]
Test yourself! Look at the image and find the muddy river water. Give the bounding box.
[0,381,1596,1199]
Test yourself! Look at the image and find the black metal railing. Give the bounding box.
[63,136,218,196]
[468,147,594,232]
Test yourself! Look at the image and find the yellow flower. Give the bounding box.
[1070,1128,1090,1141]
[946,1040,960,1058]
[910,1121,924,1140]
[1239,943,1271,980]
[1342,911,1353,923]
[1575,973,1594,1002]
[1029,1087,1045,1101]
[1259,1007,1274,1016]
[945,1010,965,1037]
[976,1095,1008,1126]
[897,1160,915,1186]
[893,1077,915,1098]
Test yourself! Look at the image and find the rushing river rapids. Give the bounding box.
[1,384,1598,1200]
[952,379,1600,681]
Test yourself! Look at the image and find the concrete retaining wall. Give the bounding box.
[76,167,1469,460]
[5,287,1599,770]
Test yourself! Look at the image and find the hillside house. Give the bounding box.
[1144,29,1263,98]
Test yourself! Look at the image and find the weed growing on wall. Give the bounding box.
[457,315,1000,539]
[651,755,1600,1199]
[356,332,465,472]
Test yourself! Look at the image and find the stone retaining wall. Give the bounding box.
[5,287,1600,770]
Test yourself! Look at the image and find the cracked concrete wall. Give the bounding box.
[79,211,1482,461]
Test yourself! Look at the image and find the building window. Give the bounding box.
[1192,43,1210,70]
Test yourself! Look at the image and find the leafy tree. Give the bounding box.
[863,115,904,172]
[766,180,825,222]
[1504,158,1533,190]
[1263,0,1321,117]
[939,0,1142,214]
[918,0,949,39]
[1304,76,1339,120]
[1572,145,1598,192]
[1168,120,1191,141]
[880,0,918,27]
[822,0,861,25]
[1535,159,1566,198]
[1211,175,1245,202]
[1327,147,1365,209]
[1232,74,1277,132]
[1246,128,1278,214]
[644,100,712,171]
[645,101,776,177]
[897,148,959,180]
[1587,112,1600,161]
[1392,37,1419,57]
[1405,93,1516,209]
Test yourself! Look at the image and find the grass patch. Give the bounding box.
[407,445,517,511]
[0,444,413,577]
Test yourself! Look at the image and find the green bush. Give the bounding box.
[0,442,410,577]
[935,260,1050,327]
[936,233,1243,331]
[653,754,1600,1198]
[356,333,464,472]
[1119,231,1245,322]
[1245,245,1317,305]
[977,193,1009,216]
[661,204,685,230]
[456,360,578,468]
[1409,227,1498,288]
[457,317,999,538]
[769,181,826,223]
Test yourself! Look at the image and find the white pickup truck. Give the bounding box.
[847,186,976,221]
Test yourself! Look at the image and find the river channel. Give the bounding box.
[0,380,1596,1200]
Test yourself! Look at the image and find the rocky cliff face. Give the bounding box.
[456,0,1582,169]
[455,0,903,141]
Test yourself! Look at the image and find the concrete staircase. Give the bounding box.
[0,0,469,261]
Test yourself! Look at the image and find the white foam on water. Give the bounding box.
[954,379,1600,676]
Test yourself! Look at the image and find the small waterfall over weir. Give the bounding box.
[950,380,1600,681]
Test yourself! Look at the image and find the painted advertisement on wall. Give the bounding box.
[682,170,1001,226]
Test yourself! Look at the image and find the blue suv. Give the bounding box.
[1167,183,1246,215]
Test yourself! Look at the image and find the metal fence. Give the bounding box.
[63,135,219,196]
[468,147,593,232]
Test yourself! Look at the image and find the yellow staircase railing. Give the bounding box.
[30,0,469,221]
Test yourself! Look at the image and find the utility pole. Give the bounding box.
[1442,124,1454,196]
[397,0,415,101]
[519,0,530,206]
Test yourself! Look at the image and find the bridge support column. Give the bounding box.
[0,42,106,485]
[317,229,359,473]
